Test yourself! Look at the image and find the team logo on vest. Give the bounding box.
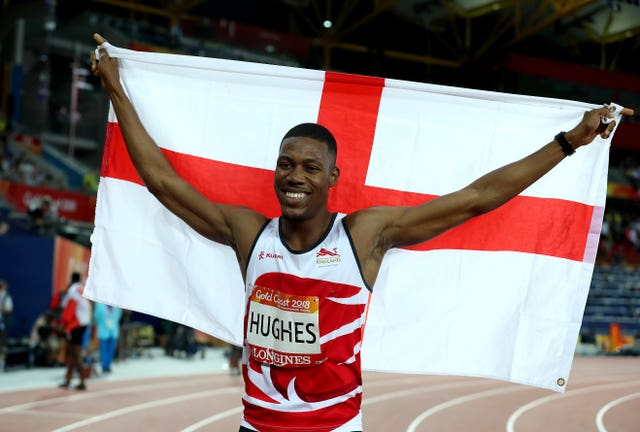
[258,250,284,260]
[316,247,341,266]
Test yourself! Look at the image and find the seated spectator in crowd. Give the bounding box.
[28,196,59,235]
[0,132,67,189]
[167,325,200,358]
[0,220,8,236]
[29,311,62,367]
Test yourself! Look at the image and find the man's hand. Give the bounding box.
[90,33,121,93]
[566,105,635,149]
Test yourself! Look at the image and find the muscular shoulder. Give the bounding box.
[343,207,406,287]
[344,206,404,233]
[227,206,269,246]
[344,206,404,256]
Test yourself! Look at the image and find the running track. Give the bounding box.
[1,356,638,431]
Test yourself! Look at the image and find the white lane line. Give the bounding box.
[17,409,88,419]
[365,377,434,389]
[363,380,489,406]
[0,370,229,395]
[179,378,489,431]
[0,377,211,415]
[506,379,640,432]
[180,406,244,432]
[595,391,640,432]
[50,386,242,432]
[406,386,527,432]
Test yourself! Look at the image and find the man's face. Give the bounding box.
[274,136,339,221]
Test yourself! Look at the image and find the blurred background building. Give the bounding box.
[0,0,639,366]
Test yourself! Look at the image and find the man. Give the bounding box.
[29,310,61,367]
[50,278,70,366]
[94,302,122,373]
[59,272,92,390]
[28,195,58,235]
[91,33,632,431]
[0,279,13,371]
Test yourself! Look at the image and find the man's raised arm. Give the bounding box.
[90,33,266,264]
[348,105,634,283]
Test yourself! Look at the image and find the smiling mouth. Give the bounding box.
[284,191,306,200]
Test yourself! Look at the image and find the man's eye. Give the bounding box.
[306,166,320,172]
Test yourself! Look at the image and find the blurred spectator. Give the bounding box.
[598,207,640,267]
[0,279,14,371]
[15,153,39,185]
[598,148,640,267]
[51,282,69,324]
[82,172,99,193]
[29,310,62,367]
[94,303,122,373]
[167,325,200,358]
[0,136,13,182]
[28,195,59,235]
[0,134,67,190]
[228,345,242,376]
[54,105,69,134]
[59,273,91,390]
[50,282,70,365]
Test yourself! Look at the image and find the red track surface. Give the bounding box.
[1,356,638,431]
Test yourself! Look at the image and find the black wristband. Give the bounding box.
[554,132,575,156]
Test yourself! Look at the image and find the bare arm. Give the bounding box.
[346,105,634,285]
[91,34,266,267]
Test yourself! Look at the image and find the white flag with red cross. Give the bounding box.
[85,43,623,392]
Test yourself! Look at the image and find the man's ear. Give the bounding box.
[329,166,340,187]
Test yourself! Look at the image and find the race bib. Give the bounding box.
[247,285,324,367]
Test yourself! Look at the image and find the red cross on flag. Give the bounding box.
[85,43,625,392]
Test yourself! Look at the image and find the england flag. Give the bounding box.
[85,43,625,392]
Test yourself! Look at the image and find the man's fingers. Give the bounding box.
[90,51,97,73]
[595,120,608,135]
[595,104,635,128]
[605,122,615,138]
[603,105,634,117]
[93,33,106,45]
[596,120,614,138]
[600,106,614,117]
[606,121,616,135]
[91,34,109,72]
[620,107,635,117]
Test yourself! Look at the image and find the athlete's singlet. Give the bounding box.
[241,213,371,432]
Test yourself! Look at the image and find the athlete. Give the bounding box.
[90,33,633,431]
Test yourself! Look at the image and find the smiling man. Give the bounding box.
[276,124,339,229]
[91,33,632,432]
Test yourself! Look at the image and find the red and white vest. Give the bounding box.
[60,282,92,333]
[241,213,371,432]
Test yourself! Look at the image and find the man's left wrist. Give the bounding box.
[555,132,575,156]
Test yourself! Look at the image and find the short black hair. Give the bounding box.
[281,123,337,162]
[71,272,81,283]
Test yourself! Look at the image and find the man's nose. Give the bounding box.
[287,166,305,183]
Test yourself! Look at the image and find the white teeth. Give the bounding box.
[285,192,305,200]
